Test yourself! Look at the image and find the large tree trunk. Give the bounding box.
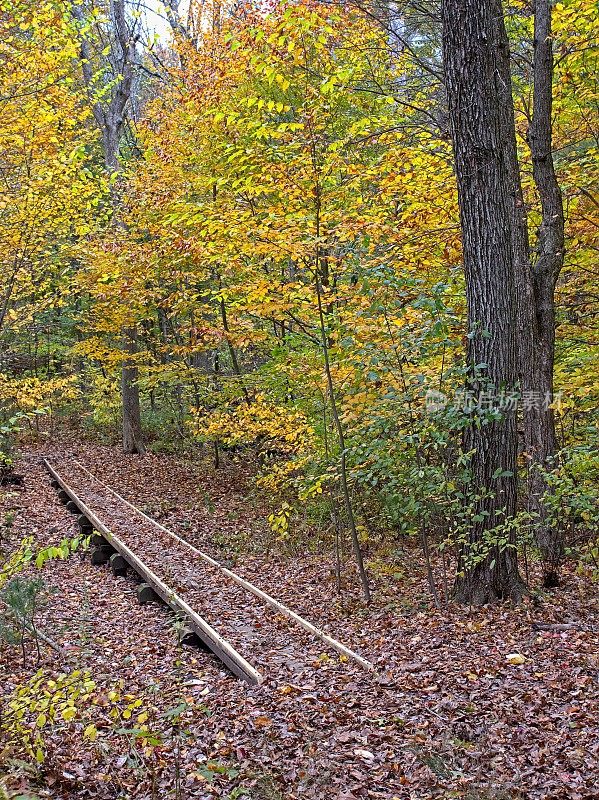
[442,0,525,603]
[525,0,565,583]
[484,0,564,585]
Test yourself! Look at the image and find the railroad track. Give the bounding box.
[44,458,374,685]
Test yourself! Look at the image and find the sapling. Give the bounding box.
[0,576,48,665]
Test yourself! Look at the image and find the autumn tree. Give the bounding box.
[481,0,568,585]
[0,0,101,388]
[111,0,466,598]
[71,0,146,454]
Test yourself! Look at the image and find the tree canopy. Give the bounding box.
[1,0,597,601]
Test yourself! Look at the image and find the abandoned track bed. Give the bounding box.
[44,457,372,685]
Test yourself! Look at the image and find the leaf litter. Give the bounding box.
[1,436,597,799]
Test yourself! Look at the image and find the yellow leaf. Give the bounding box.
[84,723,98,741]
[505,653,527,665]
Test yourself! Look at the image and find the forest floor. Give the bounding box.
[1,430,598,800]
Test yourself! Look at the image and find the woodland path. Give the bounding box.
[45,456,372,684]
[1,439,597,799]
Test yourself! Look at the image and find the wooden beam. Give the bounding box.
[44,459,262,685]
[109,553,128,576]
[91,546,112,566]
[137,583,158,604]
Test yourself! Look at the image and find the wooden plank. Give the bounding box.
[44,458,262,685]
[72,459,375,673]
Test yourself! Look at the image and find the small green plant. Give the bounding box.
[0,537,35,592]
[2,670,95,764]
[34,534,90,570]
[0,534,90,663]
[541,446,599,545]
[0,577,48,664]
[0,411,45,476]
[0,534,90,592]
[2,510,16,531]
[228,789,250,799]
[535,446,599,580]
[194,762,240,783]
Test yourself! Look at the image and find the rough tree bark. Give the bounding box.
[72,0,145,455]
[442,0,525,603]
[525,0,565,583]
[495,0,565,584]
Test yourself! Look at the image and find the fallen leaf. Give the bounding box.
[506,653,527,665]
[354,748,375,761]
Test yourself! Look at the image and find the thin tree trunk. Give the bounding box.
[72,0,145,456]
[219,295,251,405]
[310,156,371,602]
[122,326,145,454]
[315,274,371,603]
[442,0,526,603]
